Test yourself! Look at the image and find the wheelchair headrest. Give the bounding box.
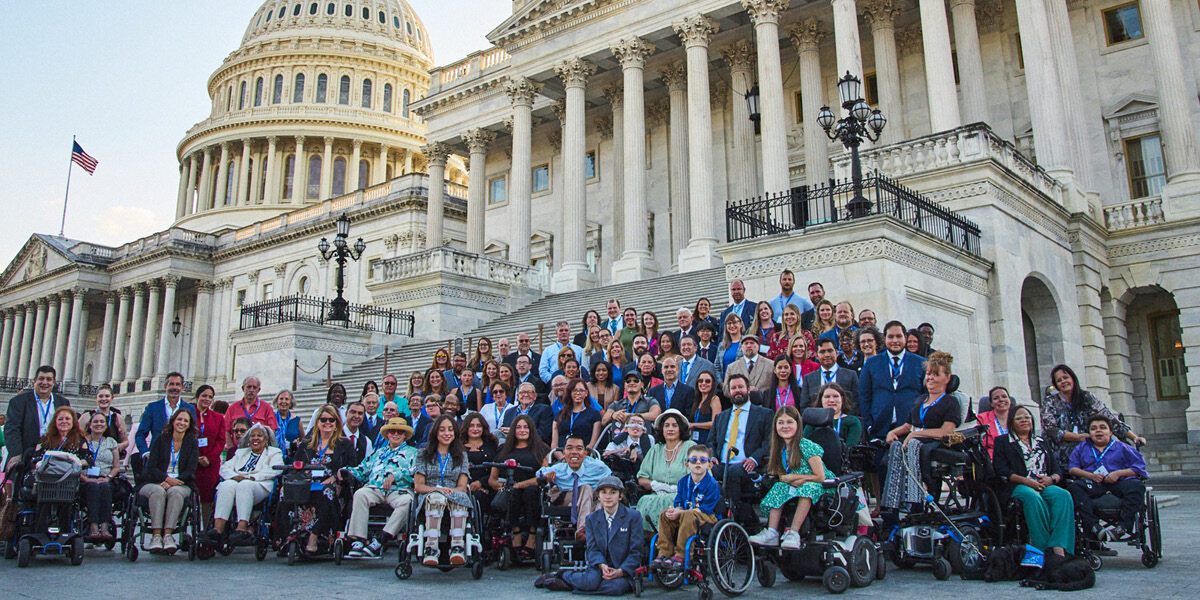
[801,407,835,428]
[947,374,960,394]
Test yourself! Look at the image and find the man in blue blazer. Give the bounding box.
[857,321,926,440]
[717,279,756,339]
[133,372,196,454]
[4,365,71,471]
[677,336,719,387]
[538,476,643,594]
[648,357,695,414]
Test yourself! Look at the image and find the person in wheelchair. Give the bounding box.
[412,415,473,566]
[749,406,833,549]
[80,411,122,541]
[600,414,651,468]
[205,424,283,546]
[26,407,92,532]
[653,444,720,568]
[342,417,418,558]
[537,436,612,540]
[707,374,772,527]
[536,476,643,594]
[278,404,354,555]
[488,414,551,558]
[806,383,862,449]
[139,408,200,554]
[1066,414,1148,542]
[879,352,960,529]
[634,410,693,532]
[992,405,1073,557]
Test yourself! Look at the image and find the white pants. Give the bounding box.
[213,479,273,523]
[348,487,413,539]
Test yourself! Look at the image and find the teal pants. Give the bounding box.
[1012,483,1075,552]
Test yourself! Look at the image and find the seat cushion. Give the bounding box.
[1092,494,1123,518]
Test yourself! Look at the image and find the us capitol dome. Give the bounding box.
[173,0,460,233]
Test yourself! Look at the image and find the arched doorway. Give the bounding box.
[1124,286,1190,443]
[1021,275,1064,404]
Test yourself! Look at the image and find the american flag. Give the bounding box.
[71,141,98,175]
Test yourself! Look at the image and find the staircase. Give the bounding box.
[1143,442,1200,477]
[292,267,729,414]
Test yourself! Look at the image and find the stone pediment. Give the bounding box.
[0,235,77,289]
[1103,93,1158,122]
[488,0,604,47]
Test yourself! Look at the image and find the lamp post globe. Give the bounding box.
[317,212,364,322]
[819,72,886,219]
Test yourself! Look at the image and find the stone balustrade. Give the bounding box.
[1104,197,1165,232]
[431,47,511,93]
[373,246,536,287]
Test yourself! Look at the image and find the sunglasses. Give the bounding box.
[318,417,337,424]
[686,457,711,464]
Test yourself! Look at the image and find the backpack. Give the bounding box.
[1020,552,1096,591]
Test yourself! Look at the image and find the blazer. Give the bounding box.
[858,352,926,439]
[648,381,695,414]
[503,350,541,368]
[144,433,200,485]
[601,317,624,337]
[696,343,720,364]
[343,427,372,466]
[219,446,285,483]
[669,326,697,345]
[514,371,548,397]
[801,367,860,412]
[718,300,756,338]
[992,435,1062,497]
[4,390,71,462]
[677,355,718,387]
[584,503,644,577]
[361,414,384,442]
[135,398,197,454]
[707,403,772,467]
[721,355,774,396]
[761,383,804,411]
[501,403,554,445]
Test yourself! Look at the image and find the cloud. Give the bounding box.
[91,205,165,246]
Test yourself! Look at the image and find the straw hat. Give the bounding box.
[379,416,413,437]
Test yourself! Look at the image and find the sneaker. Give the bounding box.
[362,539,383,558]
[780,530,803,550]
[163,535,179,553]
[229,530,253,546]
[668,556,685,569]
[347,540,366,558]
[748,528,780,547]
[423,546,440,566]
[449,546,466,565]
[148,534,163,552]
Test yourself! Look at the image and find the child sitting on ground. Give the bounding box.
[653,444,721,567]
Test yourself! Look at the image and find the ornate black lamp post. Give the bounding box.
[317,213,365,321]
[745,84,761,135]
[817,72,887,218]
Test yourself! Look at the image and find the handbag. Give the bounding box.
[34,451,84,484]
[492,489,512,515]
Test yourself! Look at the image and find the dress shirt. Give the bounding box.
[537,456,612,491]
[724,403,751,464]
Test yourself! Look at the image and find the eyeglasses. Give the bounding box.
[686,457,711,464]
[318,417,337,424]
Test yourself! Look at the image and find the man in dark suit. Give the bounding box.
[802,338,860,410]
[501,382,554,443]
[677,335,718,387]
[707,374,772,525]
[718,279,756,340]
[134,372,196,455]
[539,476,643,594]
[4,365,71,471]
[513,354,547,398]
[601,299,624,337]
[670,307,697,346]
[503,332,541,368]
[648,357,695,414]
[343,401,373,466]
[412,396,442,448]
[858,320,927,440]
[801,281,825,332]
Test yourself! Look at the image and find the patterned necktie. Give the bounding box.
[681,360,690,383]
[892,356,901,389]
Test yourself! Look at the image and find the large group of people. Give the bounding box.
[2,269,1156,593]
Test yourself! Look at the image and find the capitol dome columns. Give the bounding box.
[464,128,496,255]
[505,76,537,267]
[176,160,192,218]
[350,140,363,191]
[861,1,903,143]
[788,19,829,185]
[610,38,657,284]
[320,137,335,200]
[109,289,130,384]
[294,136,309,203]
[423,141,450,248]
[263,136,280,205]
[198,147,215,211]
[743,0,791,195]
[51,292,72,376]
[676,16,722,272]
[552,58,598,292]
[214,142,231,208]
[153,275,180,386]
[237,139,252,206]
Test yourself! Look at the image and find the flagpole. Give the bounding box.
[60,135,75,236]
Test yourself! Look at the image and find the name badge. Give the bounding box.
[197,438,209,448]
[1094,465,1109,477]
[86,467,101,477]
[311,469,326,478]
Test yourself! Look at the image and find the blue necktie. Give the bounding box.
[570,473,580,525]
[681,360,690,383]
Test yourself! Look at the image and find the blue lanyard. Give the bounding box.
[569,409,582,433]
[169,440,180,472]
[316,439,329,462]
[1091,440,1115,465]
[776,386,792,410]
[89,440,100,462]
[437,452,450,484]
[834,416,842,435]
[493,402,505,425]
[243,399,260,419]
[994,414,1007,436]
[781,447,789,472]
[683,477,698,508]
[889,355,904,379]
[38,395,54,427]
[919,394,945,427]
[199,411,206,437]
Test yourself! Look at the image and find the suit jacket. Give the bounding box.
[143,433,200,485]
[718,301,756,339]
[503,350,542,369]
[135,398,197,454]
[677,355,718,387]
[343,427,372,466]
[4,390,71,462]
[801,367,860,412]
[721,356,774,396]
[800,309,816,334]
[602,317,624,337]
[696,343,720,364]
[584,503,644,577]
[708,403,772,467]
[514,372,548,397]
[857,352,927,439]
[992,435,1062,498]
[761,383,804,411]
[361,414,383,442]
[669,326,697,345]
[501,402,554,445]
[648,381,695,414]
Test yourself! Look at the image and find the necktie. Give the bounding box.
[726,408,743,457]
[892,356,901,389]
[681,360,690,383]
[824,370,833,384]
[350,434,357,447]
[571,473,580,524]
[748,359,755,373]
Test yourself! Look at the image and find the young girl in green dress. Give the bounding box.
[747,406,832,550]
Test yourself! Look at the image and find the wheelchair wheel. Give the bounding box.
[848,537,874,587]
[17,538,31,568]
[707,519,755,596]
[333,538,344,565]
[255,540,268,562]
[71,537,84,566]
[537,549,553,574]
[822,565,850,594]
[287,541,299,566]
[1142,497,1161,568]
[632,576,644,597]
[471,558,484,579]
[697,584,713,600]
[396,561,413,579]
[946,525,984,575]
[873,545,887,581]
[498,545,513,570]
[931,556,952,580]
[756,559,776,588]
[127,542,139,562]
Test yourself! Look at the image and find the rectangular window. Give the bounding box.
[794,90,804,124]
[488,175,507,204]
[1015,33,1024,70]
[951,51,960,85]
[1149,311,1189,399]
[532,164,549,193]
[864,73,879,105]
[236,289,246,307]
[1103,2,1144,45]
[262,283,274,300]
[585,151,597,180]
[1124,134,1167,199]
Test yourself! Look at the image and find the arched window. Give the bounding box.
[225,160,237,204]
[344,3,352,17]
[326,2,335,15]
[272,74,284,104]
[333,157,347,195]
[293,73,305,102]
[362,6,369,19]
[393,16,400,29]
[298,276,310,295]
[382,83,393,113]
[239,81,247,110]
[338,75,350,105]
[378,10,385,24]
[307,155,322,199]
[309,3,318,16]
[254,77,264,107]
[266,8,272,21]
[278,6,286,18]
[316,74,328,103]
[358,159,370,190]
[402,89,410,117]
[361,79,372,108]
[284,154,296,199]
[226,85,233,112]
[293,3,301,16]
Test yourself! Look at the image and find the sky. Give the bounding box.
[0,0,512,270]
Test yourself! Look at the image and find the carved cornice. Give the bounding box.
[610,37,655,70]
[787,18,826,53]
[1108,232,1200,260]
[421,141,451,166]
[162,274,181,288]
[860,0,901,30]
[721,40,756,72]
[373,284,507,307]
[674,16,718,49]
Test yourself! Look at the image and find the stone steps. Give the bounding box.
[1143,443,1200,477]
[293,267,729,415]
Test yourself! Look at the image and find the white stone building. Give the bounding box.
[1,0,1198,461]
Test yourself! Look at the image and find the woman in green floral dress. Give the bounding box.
[634,410,695,532]
[747,406,833,550]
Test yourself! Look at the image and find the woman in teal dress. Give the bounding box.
[634,410,695,532]
[748,406,833,550]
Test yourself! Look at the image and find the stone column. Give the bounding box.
[949,0,987,124]
[39,294,60,369]
[263,136,279,204]
[602,84,625,258]
[124,285,147,384]
[183,154,199,216]
[743,0,792,195]
[73,301,89,385]
[1142,0,1200,185]
[320,136,335,200]
[294,136,308,203]
[175,160,191,219]
[1102,295,1135,418]
[507,77,537,266]
[610,39,657,283]
[26,299,48,377]
[1043,0,1093,191]
[190,281,214,381]
[0,309,12,379]
[213,142,231,207]
[661,62,691,264]
[111,289,131,384]
[723,41,760,201]
[17,302,36,379]
[350,140,363,191]
[862,0,904,142]
[371,146,386,185]
[52,293,71,375]
[139,280,161,381]
[63,289,85,382]
[1014,0,1072,179]
[97,292,117,384]
[552,57,598,292]
[918,0,961,132]
[423,142,450,248]
[789,19,831,185]
[831,0,864,85]
[463,128,496,254]
[7,307,27,379]
[237,139,252,205]
[197,146,214,211]
[154,275,179,384]
[675,16,722,271]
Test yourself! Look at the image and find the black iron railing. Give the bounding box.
[725,172,982,256]
[239,294,415,336]
[0,378,32,393]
